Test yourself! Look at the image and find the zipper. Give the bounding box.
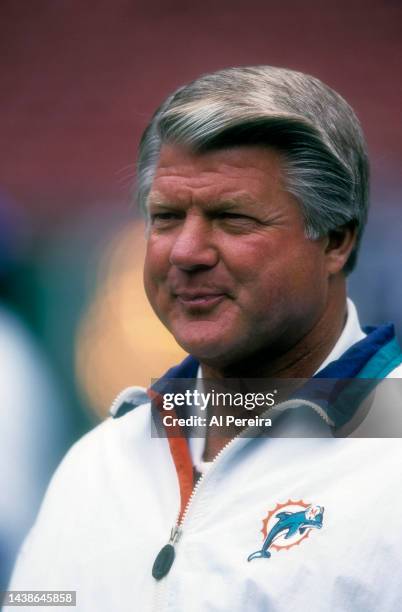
[273,398,335,427]
[109,386,148,418]
[151,434,238,581]
[109,387,131,416]
[151,526,182,580]
[179,435,235,525]
[150,436,237,612]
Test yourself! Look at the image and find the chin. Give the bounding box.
[172,331,249,371]
[175,335,226,362]
[171,325,229,362]
[168,316,254,366]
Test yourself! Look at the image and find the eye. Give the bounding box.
[219,212,250,219]
[149,211,182,226]
[216,212,258,231]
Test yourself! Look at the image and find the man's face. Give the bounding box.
[143,144,331,368]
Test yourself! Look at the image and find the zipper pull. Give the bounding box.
[152,525,182,580]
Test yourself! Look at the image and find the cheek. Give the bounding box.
[144,237,169,281]
[143,243,165,306]
[142,260,154,309]
[231,240,326,307]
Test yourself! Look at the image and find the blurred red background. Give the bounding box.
[1,0,401,224]
[1,0,401,589]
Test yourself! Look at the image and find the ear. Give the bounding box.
[325,223,357,275]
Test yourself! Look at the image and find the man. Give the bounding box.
[6,66,402,611]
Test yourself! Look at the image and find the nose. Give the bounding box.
[169,214,219,271]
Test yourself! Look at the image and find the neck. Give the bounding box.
[200,279,347,461]
[202,280,347,380]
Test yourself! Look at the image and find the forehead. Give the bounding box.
[148,144,287,206]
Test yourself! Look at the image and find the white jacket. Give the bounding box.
[6,405,402,612]
[6,303,402,612]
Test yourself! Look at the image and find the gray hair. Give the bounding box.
[136,66,369,273]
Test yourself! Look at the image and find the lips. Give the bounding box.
[174,290,228,309]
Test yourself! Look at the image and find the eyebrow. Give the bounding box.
[146,192,168,208]
[146,191,262,210]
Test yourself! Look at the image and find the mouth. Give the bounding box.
[174,292,227,309]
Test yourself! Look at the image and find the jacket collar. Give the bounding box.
[158,323,400,383]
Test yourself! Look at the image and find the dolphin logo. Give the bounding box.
[248,504,324,561]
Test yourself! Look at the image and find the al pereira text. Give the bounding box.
[162,415,272,428]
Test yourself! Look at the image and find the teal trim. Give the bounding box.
[357,337,402,379]
[328,337,402,428]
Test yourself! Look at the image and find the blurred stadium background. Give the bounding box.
[1,0,401,588]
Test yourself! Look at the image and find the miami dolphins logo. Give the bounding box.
[248,500,324,561]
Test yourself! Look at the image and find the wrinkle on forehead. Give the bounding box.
[147,189,263,211]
